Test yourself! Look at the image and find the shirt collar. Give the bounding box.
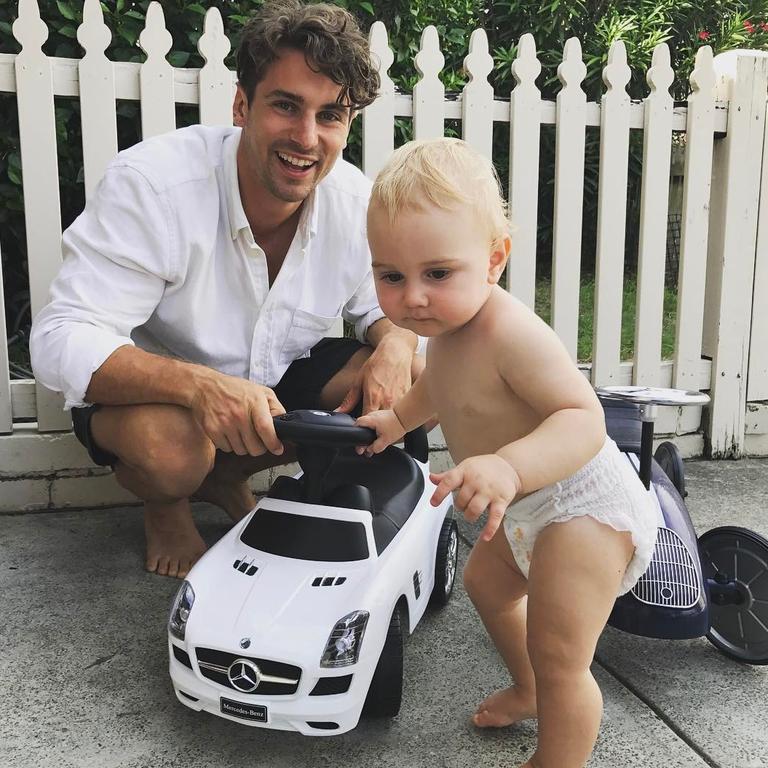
[224,128,321,245]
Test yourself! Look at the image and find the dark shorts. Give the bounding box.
[71,337,366,467]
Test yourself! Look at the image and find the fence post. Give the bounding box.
[747,73,768,402]
[703,51,768,457]
[363,22,394,181]
[13,0,70,431]
[0,239,11,434]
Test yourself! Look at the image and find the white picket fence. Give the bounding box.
[1,0,767,509]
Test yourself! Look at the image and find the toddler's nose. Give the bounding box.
[404,284,428,308]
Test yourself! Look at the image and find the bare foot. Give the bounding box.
[472,686,537,728]
[144,500,207,578]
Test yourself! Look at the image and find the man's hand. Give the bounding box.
[189,369,285,456]
[430,455,521,542]
[355,409,407,457]
[336,332,416,415]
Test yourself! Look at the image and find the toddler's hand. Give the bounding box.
[355,409,406,457]
[430,455,521,542]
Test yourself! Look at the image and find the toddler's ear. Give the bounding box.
[487,235,511,284]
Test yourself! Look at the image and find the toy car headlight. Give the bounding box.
[169,581,195,641]
[320,610,369,668]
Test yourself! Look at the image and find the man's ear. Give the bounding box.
[488,234,511,284]
[233,83,248,127]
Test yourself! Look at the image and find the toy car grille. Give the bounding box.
[631,526,700,609]
[195,648,301,695]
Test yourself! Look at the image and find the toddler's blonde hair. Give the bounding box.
[369,137,511,246]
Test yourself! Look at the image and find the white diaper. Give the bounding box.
[502,437,658,595]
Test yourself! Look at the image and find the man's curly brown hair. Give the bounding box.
[236,0,380,111]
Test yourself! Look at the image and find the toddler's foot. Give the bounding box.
[472,686,537,728]
[144,500,207,578]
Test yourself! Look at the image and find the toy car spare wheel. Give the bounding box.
[654,441,686,498]
[362,607,404,717]
[431,516,458,607]
[699,526,768,664]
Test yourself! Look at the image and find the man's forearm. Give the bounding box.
[85,345,217,408]
[365,317,418,351]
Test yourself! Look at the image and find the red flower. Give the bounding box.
[743,19,755,33]
[698,30,711,40]
[760,21,768,32]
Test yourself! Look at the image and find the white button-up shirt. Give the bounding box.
[30,125,385,409]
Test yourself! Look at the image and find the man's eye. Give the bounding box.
[274,101,295,113]
[319,111,343,123]
[428,269,450,280]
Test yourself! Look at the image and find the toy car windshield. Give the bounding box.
[240,506,370,562]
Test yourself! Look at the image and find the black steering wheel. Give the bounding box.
[273,410,376,446]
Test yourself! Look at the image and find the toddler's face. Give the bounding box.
[367,200,506,336]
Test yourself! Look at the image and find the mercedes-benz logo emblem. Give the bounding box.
[227,658,262,693]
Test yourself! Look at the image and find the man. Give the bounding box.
[30,0,420,579]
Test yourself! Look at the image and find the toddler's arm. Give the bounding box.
[493,305,606,494]
[356,372,435,456]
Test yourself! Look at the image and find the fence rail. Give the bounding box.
[1,0,766,465]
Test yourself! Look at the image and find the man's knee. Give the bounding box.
[101,405,216,497]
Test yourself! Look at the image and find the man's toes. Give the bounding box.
[178,559,193,579]
[155,556,171,576]
[166,559,180,579]
[145,555,160,574]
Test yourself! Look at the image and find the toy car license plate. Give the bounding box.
[220,697,267,722]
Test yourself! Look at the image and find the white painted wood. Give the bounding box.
[633,44,674,385]
[551,37,586,358]
[462,29,494,160]
[137,1,175,138]
[507,33,541,310]
[77,0,118,200]
[704,52,768,456]
[591,41,631,386]
[0,241,11,434]
[0,52,731,133]
[673,47,716,392]
[363,22,394,180]
[413,26,445,140]
[12,0,69,431]
[10,379,37,420]
[198,7,233,127]
[748,95,768,400]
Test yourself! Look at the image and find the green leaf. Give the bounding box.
[56,1,78,21]
[167,50,190,67]
[358,2,374,14]
[187,4,207,15]
[58,24,78,39]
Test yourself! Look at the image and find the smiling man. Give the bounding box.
[30,0,420,578]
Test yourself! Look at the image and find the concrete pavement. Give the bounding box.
[1,458,767,768]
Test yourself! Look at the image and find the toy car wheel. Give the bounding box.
[699,526,768,665]
[431,516,458,607]
[654,441,686,497]
[362,606,404,717]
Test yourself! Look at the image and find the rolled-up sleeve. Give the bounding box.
[30,164,175,409]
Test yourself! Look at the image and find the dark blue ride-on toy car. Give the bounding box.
[598,386,768,665]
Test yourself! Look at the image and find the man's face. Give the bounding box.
[234,48,354,205]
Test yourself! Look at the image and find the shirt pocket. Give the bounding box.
[281,306,341,363]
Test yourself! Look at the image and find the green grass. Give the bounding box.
[535,278,678,363]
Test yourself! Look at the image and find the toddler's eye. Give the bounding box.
[379,272,403,284]
[427,269,450,280]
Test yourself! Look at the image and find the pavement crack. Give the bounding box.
[595,653,722,768]
[84,651,120,670]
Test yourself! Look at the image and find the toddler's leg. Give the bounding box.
[463,524,536,727]
[524,516,634,768]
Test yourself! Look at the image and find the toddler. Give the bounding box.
[357,138,658,768]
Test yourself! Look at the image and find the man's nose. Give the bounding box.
[291,114,318,149]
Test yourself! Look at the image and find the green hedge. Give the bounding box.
[1,0,766,373]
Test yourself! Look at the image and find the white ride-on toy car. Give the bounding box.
[168,410,458,735]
